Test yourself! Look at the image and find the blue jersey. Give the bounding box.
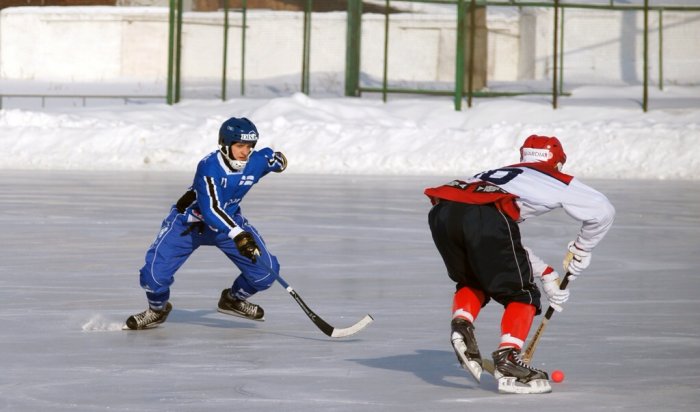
[181,148,283,237]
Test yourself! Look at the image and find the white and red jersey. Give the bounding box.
[425,162,615,252]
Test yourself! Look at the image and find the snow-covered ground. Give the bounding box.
[1,85,699,180]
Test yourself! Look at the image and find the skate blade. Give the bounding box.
[121,321,163,331]
[497,377,552,394]
[217,307,265,322]
[451,336,482,383]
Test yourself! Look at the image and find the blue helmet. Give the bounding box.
[218,117,258,169]
[219,117,259,148]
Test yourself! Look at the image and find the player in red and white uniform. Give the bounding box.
[425,135,615,394]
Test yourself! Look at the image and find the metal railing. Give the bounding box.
[159,0,700,111]
[3,1,697,111]
[167,0,313,104]
[347,0,700,111]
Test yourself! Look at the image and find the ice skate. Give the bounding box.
[124,302,172,330]
[492,347,552,394]
[451,318,483,383]
[217,289,265,321]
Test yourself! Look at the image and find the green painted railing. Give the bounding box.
[165,0,700,111]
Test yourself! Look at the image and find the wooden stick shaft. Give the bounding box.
[522,272,571,363]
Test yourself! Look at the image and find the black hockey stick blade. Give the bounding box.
[284,285,374,338]
[256,256,373,338]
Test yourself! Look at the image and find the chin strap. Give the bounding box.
[220,148,248,171]
[229,159,247,170]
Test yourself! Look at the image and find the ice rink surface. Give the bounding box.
[1,171,699,411]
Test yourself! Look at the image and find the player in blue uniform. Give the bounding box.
[125,117,287,330]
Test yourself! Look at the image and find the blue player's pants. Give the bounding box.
[139,207,279,308]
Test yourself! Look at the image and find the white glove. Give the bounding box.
[563,241,591,279]
[540,268,570,312]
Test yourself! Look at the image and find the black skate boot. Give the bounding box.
[451,318,483,383]
[492,347,552,394]
[124,302,172,330]
[217,289,264,321]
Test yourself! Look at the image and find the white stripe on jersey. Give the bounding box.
[203,175,237,231]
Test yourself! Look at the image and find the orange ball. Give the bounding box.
[551,369,565,383]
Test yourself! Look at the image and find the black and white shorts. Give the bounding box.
[428,200,541,313]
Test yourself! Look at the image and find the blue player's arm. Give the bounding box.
[192,160,244,239]
[257,147,287,174]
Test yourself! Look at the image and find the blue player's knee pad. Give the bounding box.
[139,266,173,295]
[232,255,280,297]
[139,267,172,307]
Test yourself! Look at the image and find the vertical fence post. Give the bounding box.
[174,0,184,103]
[466,0,476,108]
[643,0,649,112]
[222,0,229,101]
[552,0,559,109]
[658,9,663,91]
[382,0,390,102]
[302,0,312,95]
[454,0,465,111]
[345,0,362,97]
[167,0,176,104]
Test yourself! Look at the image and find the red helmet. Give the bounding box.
[519,135,567,170]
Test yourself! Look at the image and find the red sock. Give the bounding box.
[452,287,485,323]
[499,302,536,350]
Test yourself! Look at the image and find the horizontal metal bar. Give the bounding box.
[359,87,571,97]
[387,0,700,12]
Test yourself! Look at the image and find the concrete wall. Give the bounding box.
[0,7,521,86]
[0,6,698,93]
[0,7,169,81]
[525,7,700,85]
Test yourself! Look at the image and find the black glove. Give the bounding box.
[233,231,260,262]
[272,151,287,173]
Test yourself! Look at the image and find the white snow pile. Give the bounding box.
[1,88,699,180]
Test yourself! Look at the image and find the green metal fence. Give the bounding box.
[345,0,700,112]
[165,0,700,111]
[167,0,314,104]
